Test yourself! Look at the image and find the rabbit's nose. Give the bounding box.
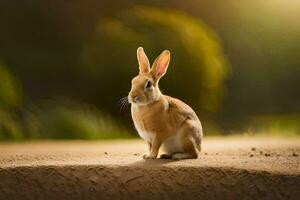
[134,96,140,102]
[133,96,139,102]
[131,94,139,103]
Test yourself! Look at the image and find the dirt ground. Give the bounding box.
[0,137,299,200]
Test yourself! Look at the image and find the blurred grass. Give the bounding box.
[1,100,132,140]
[246,114,300,137]
[1,106,299,140]
[25,100,132,140]
[0,63,23,109]
[0,109,23,140]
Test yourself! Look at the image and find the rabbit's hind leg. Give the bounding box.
[171,120,199,159]
[172,137,198,159]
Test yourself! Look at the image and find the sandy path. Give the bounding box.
[0,137,299,199]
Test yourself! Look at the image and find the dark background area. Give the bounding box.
[0,0,299,139]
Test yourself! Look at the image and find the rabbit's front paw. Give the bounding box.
[143,152,157,159]
[142,153,148,159]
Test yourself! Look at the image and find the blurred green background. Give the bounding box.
[0,0,299,140]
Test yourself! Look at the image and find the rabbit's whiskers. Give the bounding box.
[119,96,129,112]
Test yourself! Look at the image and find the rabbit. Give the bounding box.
[128,47,203,159]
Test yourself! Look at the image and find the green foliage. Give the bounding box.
[0,109,23,140]
[0,63,24,140]
[23,101,131,140]
[247,114,300,136]
[83,6,229,117]
[0,63,22,108]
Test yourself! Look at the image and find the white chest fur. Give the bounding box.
[131,105,155,142]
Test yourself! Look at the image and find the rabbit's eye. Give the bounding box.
[146,80,152,89]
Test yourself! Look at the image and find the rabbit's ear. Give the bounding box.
[137,47,150,74]
[151,50,170,80]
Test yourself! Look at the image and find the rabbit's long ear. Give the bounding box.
[137,47,150,74]
[151,50,170,80]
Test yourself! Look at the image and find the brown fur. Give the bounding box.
[129,47,203,159]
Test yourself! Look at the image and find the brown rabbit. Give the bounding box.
[128,47,203,159]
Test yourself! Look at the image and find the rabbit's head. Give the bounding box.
[128,47,170,105]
